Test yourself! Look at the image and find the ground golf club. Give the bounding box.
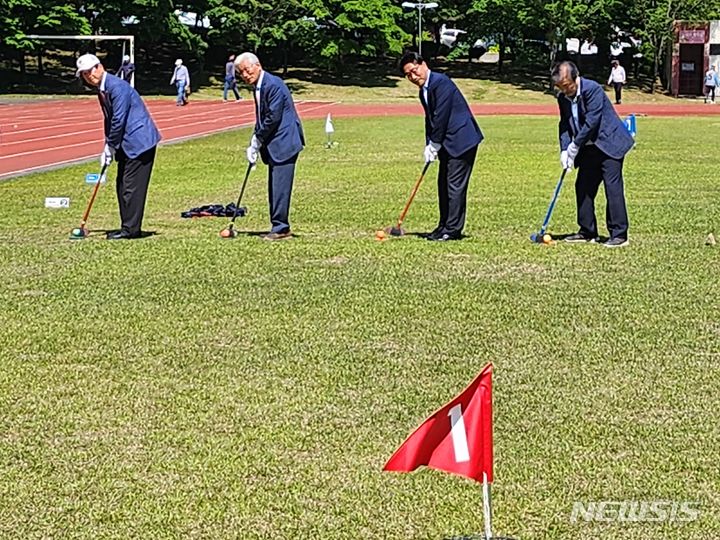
[69,162,109,240]
[384,161,432,237]
[530,168,567,243]
[220,162,253,238]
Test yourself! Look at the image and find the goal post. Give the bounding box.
[25,34,136,87]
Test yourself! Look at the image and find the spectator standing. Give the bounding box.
[704,65,720,104]
[170,59,190,106]
[223,54,242,102]
[607,59,626,105]
[118,55,135,85]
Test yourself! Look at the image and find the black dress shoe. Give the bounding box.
[107,231,139,240]
[427,232,461,242]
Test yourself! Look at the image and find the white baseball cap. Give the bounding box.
[75,53,101,77]
[175,59,183,66]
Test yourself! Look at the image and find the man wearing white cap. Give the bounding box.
[170,59,190,106]
[76,53,162,240]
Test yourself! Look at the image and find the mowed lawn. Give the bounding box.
[0,115,719,540]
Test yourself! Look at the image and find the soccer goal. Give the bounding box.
[25,34,136,87]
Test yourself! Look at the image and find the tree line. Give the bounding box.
[2,0,719,89]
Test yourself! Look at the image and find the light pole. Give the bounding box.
[401,2,438,57]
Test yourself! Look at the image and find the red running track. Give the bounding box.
[0,98,337,180]
[1,98,718,180]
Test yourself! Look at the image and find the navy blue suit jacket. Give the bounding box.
[101,73,161,159]
[255,72,305,163]
[421,72,483,157]
[557,77,634,159]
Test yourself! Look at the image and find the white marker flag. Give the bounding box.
[325,113,335,134]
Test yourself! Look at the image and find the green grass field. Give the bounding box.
[1,115,719,539]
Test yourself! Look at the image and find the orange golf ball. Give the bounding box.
[542,234,552,244]
[375,230,387,241]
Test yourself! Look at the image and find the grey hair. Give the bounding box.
[235,52,259,67]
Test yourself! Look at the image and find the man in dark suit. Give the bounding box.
[553,61,634,247]
[235,52,305,241]
[399,51,483,241]
[76,53,161,240]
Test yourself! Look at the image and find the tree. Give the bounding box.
[629,0,720,92]
[468,0,521,73]
[302,0,408,68]
[0,0,90,74]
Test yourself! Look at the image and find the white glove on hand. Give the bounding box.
[423,142,440,163]
[250,134,261,150]
[567,142,579,160]
[560,150,574,170]
[100,144,115,167]
[246,146,258,164]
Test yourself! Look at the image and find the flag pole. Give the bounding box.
[483,472,493,540]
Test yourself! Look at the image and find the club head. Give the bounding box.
[385,226,405,237]
[529,232,540,243]
[69,227,88,240]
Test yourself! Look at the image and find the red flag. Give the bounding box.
[384,363,493,483]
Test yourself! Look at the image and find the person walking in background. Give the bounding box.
[118,55,135,85]
[554,61,634,248]
[607,59,626,105]
[223,54,242,102]
[170,59,190,106]
[399,51,483,241]
[704,64,720,104]
[235,52,304,241]
[75,53,161,240]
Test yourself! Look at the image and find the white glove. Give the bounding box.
[250,134,261,150]
[567,142,579,160]
[423,142,440,163]
[560,150,574,170]
[246,146,258,164]
[100,144,115,167]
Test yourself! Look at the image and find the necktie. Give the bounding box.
[253,86,260,129]
[419,88,428,115]
[98,91,109,119]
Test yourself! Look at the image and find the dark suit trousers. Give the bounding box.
[575,145,629,240]
[115,147,156,235]
[613,82,623,103]
[436,146,477,235]
[267,154,298,233]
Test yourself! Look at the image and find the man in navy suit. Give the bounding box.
[399,51,483,241]
[235,52,305,241]
[553,61,634,247]
[76,53,162,240]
